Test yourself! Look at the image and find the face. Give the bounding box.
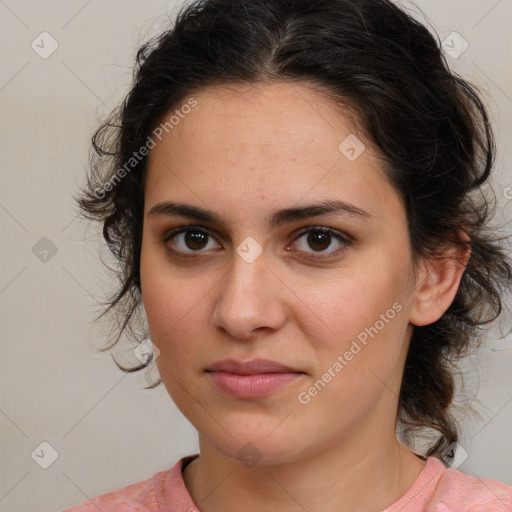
[140,81,420,466]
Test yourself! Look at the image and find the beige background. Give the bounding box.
[0,1,511,511]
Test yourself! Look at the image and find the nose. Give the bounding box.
[212,249,287,341]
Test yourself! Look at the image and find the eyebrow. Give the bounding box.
[147,199,372,229]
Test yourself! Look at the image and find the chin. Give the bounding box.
[201,426,313,468]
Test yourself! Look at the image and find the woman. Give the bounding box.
[65,0,512,510]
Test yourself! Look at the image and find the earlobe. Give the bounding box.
[409,234,471,327]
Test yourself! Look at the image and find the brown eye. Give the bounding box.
[163,225,351,261]
[184,231,209,250]
[306,231,331,252]
[165,228,221,254]
[291,227,351,260]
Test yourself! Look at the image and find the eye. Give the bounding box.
[164,227,221,255]
[163,225,351,260]
[290,226,351,260]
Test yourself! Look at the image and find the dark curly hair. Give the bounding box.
[76,0,512,458]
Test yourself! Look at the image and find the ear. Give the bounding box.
[409,231,471,327]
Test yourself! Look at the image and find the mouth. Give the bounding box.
[206,358,306,375]
[205,358,306,398]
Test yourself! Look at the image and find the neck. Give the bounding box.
[183,427,425,512]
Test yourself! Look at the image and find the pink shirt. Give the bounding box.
[63,454,512,511]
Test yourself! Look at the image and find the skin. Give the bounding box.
[140,81,469,512]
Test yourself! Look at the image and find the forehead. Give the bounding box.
[156,81,359,154]
[144,81,403,225]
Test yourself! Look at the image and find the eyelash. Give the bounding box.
[162,225,352,261]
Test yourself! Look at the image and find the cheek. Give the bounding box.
[140,257,222,398]
[303,258,411,404]
[141,242,206,332]
[296,291,408,433]
[141,258,195,357]
[141,267,205,406]
[310,263,406,348]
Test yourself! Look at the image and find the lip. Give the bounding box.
[206,358,303,374]
[206,358,306,399]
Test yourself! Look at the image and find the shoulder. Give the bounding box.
[61,455,198,512]
[427,459,512,512]
[61,467,174,512]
